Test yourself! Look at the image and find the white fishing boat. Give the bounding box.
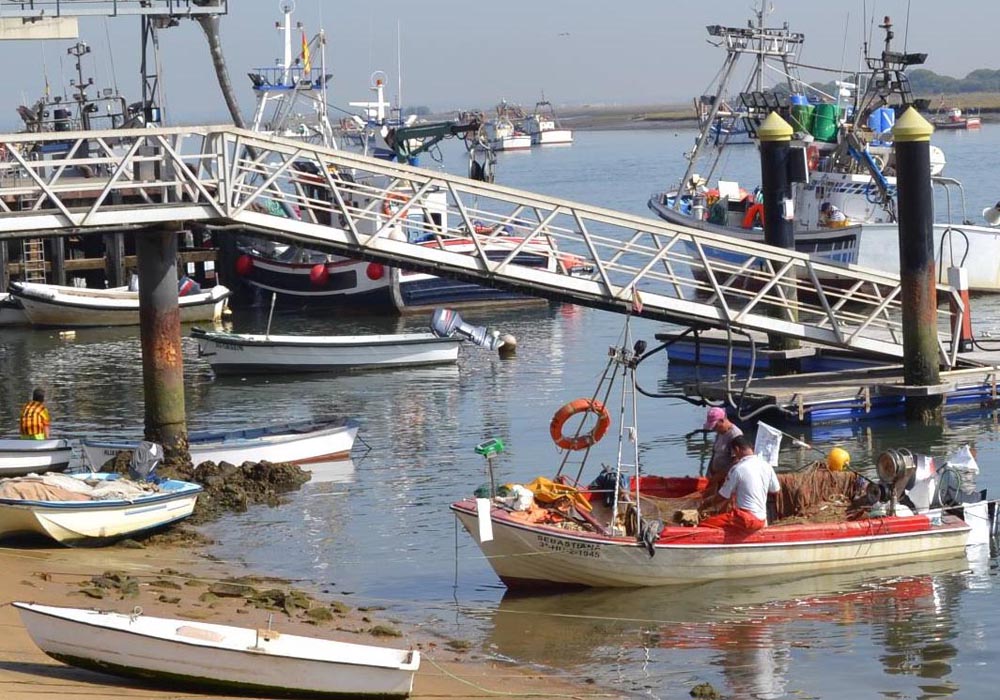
[9,281,230,328]
[647,13,1000,291]
[452,319,989,589]
[191,327,461,375]
[0,438,74,477]
[0,293,27,326]
[14,602,420,698]
[82,419,358,470]
[485,101,531,151]
[522,99,573,146]
[0,472,202,545]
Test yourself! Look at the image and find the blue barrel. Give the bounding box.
[812,103,840,142]
[789,94,809,106]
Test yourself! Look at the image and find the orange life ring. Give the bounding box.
[381,192,410,216]
[806,145,820,172]
[742,203,765,229]
[549,398,611,451]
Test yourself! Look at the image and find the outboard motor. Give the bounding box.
[129,441,163,482]
[875,448,917,515]
[430,308,503,350]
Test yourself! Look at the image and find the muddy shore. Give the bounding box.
[0,528,620,699]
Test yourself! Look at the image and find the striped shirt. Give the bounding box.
[19,401,50,440]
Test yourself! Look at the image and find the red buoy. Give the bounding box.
[310,263,330,287]
[235,254,254,276]
[366,263,385,280]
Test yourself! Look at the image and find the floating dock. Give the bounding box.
[659,330,1000,424]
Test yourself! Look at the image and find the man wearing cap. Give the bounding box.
[703,406,742,481]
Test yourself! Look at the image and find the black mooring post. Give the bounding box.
[758,111,800,374]
[135,227,190,466]
[894,107,943,422]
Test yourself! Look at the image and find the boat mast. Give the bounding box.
[672,10,804,208]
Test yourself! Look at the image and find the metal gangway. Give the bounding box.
[0,125,967,367]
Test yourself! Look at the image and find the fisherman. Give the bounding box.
[819,201,848,227]
[699,435,781,532]
[703,406,743,480]
[19,387,50,440]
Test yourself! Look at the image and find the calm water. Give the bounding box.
[3,127,1000,698]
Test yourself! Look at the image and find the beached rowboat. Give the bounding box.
[14,602,419,698]
[0,438,74,477]
[191,327,460,374]
[0,473,202,545]
[9,281,230,328]
[82,419,358,469]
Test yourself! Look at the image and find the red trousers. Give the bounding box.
[699,507,766,532]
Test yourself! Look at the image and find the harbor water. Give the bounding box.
[3,126,1000,698]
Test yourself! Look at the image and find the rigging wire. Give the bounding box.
[104,17,120,97]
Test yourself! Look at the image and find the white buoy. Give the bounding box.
[498,334,517,359]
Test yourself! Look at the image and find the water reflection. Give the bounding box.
[484,556,981,698]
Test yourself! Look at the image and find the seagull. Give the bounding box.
[558,32,570,37]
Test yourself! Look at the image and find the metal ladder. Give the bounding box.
[20,239,46,283]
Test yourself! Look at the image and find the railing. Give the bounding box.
[0,124,966,367]
[0,1,227,18]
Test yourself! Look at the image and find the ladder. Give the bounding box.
[21,239,46,283]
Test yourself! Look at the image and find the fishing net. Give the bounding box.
[771,462,868,524]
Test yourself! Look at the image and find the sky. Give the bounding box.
[0,0,995,129]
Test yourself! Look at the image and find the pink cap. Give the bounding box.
[703,407,726,430]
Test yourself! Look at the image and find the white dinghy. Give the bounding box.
[0,438,74,477]
[14,602,420,698]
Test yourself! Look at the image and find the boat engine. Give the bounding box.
[869,448,964,515]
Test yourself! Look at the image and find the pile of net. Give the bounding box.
[772,463,868,524]
[0,473,159,502]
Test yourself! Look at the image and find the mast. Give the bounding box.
[671,10,804,208]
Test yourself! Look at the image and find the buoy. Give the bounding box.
[827,447,851,472]
[498,334,517,359]
[235,254,254,276]
[366,262,385,280]
[309,263,330,287]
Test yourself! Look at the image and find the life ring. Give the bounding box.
[806,145,820,172]
[381,192,410,216]
[742,203,765,229]
[549,398,611,451]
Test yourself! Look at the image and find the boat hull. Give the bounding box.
[192,329,460,374]
[531,129,573,146]
[0,293,27,326]
[451,499,971,588]
[0,476,201,545]
[10,282,230,327]
[14,603,418,698]
[0,439,73,477]
[82,421,358,469]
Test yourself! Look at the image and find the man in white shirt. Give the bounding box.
[699,435,781,532]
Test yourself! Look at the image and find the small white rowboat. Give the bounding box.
[14,602,419,698]
[82,419,358,469]
[191,327,460,375]
[0,438,74,477]
[9,281,230,328]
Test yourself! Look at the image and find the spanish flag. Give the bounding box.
[301,31,311,73]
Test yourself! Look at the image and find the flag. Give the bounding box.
[631,287,643,314]
[301,31,311,73]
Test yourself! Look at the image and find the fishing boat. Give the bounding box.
[646,13,1000,291]
[0,472,202,545]
[81,419,358,470]
[485,100,532,151]
[451,319,989,589]
[191,327,461,375]
[521,98,573,146]
[9,281,231,328]
[930,104,982,131]
[0,438,74,477]
[14,602,420,698]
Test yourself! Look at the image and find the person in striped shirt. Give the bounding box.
[19,388,50,440]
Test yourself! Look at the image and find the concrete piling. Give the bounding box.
[757,111,800,373]
[893,107,943,422]
[135,227,190,466]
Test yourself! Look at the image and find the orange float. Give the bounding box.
[549,398,611,451]
[381,192,410,216]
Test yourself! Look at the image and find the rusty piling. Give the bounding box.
[136,227,190,466]
[893,107,942,422]
[758,111,800,373]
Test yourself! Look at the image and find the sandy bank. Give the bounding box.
[0,535,619,699]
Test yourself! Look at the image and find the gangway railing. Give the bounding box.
[0,124,966,367]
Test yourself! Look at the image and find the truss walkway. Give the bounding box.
[0,125,967,367]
